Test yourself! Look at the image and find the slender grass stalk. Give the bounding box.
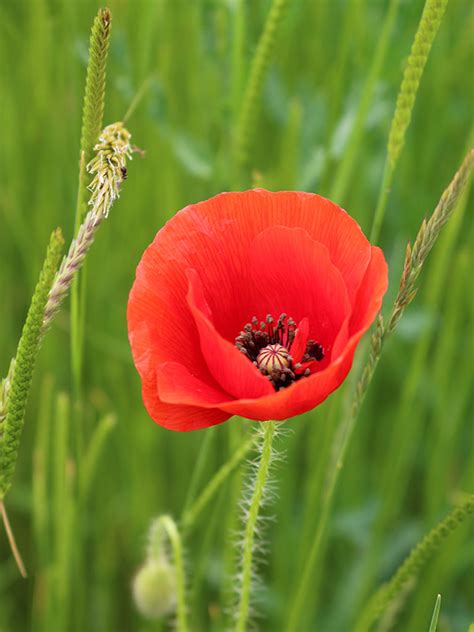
[52,392,74,631]
[355,142,474,603]
[181,427,216,522]
[159,516,188,632]
[32,375,54,566]
[71,7,112,398]
[182,434,255,532]
[230,0,246,125]
[234,0,290,182]
[235,421,276,632]
[0,229,64,500]
[0,501,27,577]
[80,413,116,501]
[329,0,401,202]
[43,122,132,333]
[370,0,449,242]
[428,595,441,632]
[354,499,473,632]
[286,149,473,630]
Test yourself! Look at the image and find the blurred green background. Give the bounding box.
[0,0,473,630]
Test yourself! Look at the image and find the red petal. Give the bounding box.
[186,268,274,400]
[155,246,388,422]
[247,226,351,355]
[140,371,230,431]
[348,246,388,335]
[157,361,233,407]
[291,318,309,364]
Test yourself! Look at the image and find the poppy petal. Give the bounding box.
[141,372,230,431]
[186,268,274,400]
[157,361,232,407]
[247,226,351,355]
[290,318,310,365]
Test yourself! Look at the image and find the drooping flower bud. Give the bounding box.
[132,559,177,620]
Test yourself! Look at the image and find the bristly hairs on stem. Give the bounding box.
[234,0,290,181]
[42,122,133,333]
[371,0,449,242]
[354,497,474,632]
[286,149,473,631]
[233,421,286,631]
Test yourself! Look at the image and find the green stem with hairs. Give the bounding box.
[159,515,188,632]
[235,422,276,632]
[370,0,448,242]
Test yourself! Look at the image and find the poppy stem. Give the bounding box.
[235,421,276,632]
[158,516,188,632]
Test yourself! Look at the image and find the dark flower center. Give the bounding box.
[235,313,324,390]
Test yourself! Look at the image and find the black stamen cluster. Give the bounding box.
[234,313,325,391]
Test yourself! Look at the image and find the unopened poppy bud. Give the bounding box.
[132,559,177,620]
[256,343,290,374]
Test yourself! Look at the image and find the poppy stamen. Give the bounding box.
[235,313,325,390]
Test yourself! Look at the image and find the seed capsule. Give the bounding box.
[256,343,290,374]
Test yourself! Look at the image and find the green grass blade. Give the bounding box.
[0,229,64,499]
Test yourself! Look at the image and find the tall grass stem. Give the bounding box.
[286,149,473,630]
[354,498,473,632]
[370,0,448,242]
[234,0,290,183]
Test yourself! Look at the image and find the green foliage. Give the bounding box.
[355,497,474,632]
[0,230,64,499]
[428,594,441,632]
[0,1,472,631]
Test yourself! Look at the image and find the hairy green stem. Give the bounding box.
[235,422,275,632]
[159,515,188,632]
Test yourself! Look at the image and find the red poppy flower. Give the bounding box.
[127,190,388,431]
